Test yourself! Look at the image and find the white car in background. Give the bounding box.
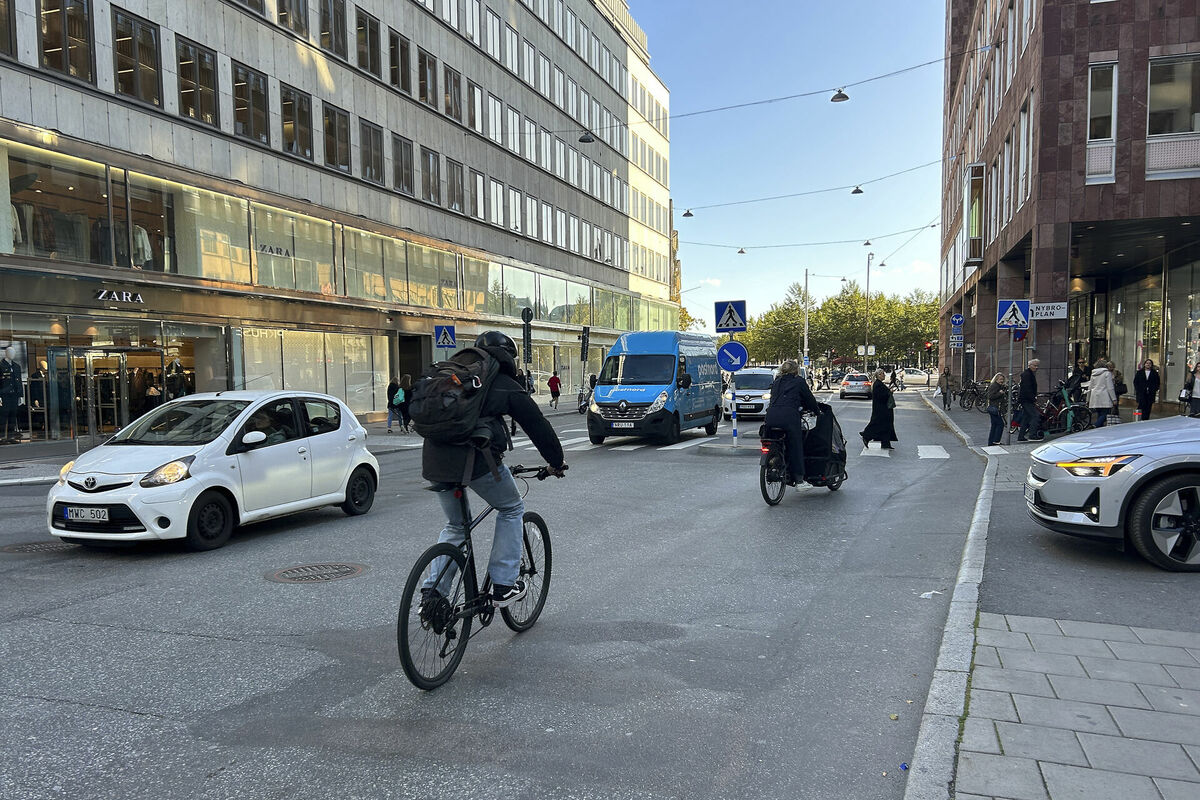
[723,367,776,419]
[903,368,931,386]
[47,391,379,551]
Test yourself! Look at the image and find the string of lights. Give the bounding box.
[679,222,936,252]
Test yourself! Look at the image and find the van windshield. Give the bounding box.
[599,355,677,385]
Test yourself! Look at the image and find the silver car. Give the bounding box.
[839,373,873,399]
[1025,416,1200,571]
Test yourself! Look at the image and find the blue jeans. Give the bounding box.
[988,408,1005,445]
[1093,408,1109,427]
[424,464,526,594]
[387,406,402,428]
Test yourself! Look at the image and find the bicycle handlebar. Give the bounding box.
[511,464,569,480]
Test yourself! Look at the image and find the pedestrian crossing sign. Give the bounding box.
[715,300,748,333]
[996,299,1030,330]
[434,325,456,348]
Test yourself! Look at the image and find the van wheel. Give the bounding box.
[664,415,681,444]
[704,410,719,436]
[589,432,605,445]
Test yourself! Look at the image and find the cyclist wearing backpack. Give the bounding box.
[417,331,566,607]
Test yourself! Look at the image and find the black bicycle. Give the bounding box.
[397,464,564,690]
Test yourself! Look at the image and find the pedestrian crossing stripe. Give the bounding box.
[917,445,949,459]
[717,303,746,330]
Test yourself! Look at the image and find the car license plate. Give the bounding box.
[612,422,635,429]
[66,506,108,522]
[738,404,755,411]
[1023,484,1035,504]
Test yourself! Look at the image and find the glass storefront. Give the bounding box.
[239,327,389,414]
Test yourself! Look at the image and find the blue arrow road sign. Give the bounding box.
[715,300,748,333]
[434,325,456,348]
[950,313,965,327]
[996,299,1031,330]
[717,341,749,372]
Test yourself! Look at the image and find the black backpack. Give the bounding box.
[410,347,502,446]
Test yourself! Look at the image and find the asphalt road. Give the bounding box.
[0,391,982,800]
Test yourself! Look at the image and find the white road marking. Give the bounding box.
[511,437,531,446]
[658,437,715,450]
[917,445,949,459]
[559,428,585,433]
[565,443,601,451]
[981,445,1008,455]
[524,436,589,449]
[613,444,647,451]
[860,445,892,457]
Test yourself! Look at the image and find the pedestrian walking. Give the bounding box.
[820,369,829,390]
[1066,358,1089,403]
[937,367,955,410]
[386,376,402,434]
[985,373,1007,446]
[1017,358,1044,441]
[1134,359,1160,420]
[1111,365,1127,421]
[398,374,413,432]
[547,371,561,409]
[1182,365,1200,415]
[888,367,900,392]
[1087,358,1117,427]
[860,369,897,450]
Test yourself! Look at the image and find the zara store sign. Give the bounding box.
[95,288,146,304]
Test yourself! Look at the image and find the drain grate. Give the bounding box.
[266,563,368,584]
[1,541,78,554]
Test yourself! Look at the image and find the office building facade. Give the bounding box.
[0,0,674,447]
[940,0,1200,397]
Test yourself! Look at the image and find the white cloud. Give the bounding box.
[908,259,934,275]
[699,278,722,287]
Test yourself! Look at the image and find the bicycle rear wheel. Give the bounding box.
[398,543,474,690]
[502,512,552,632]
[959,390,974,410]
[760,464,786,505]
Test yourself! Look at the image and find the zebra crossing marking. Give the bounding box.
[658,437,715,450]
[981,445,1008,455]
[613,444,647,451]
[917,445,949,459]
[524,436,590,449]
[860,445,892,457]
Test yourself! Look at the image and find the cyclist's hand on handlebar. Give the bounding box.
[544,464,568,479]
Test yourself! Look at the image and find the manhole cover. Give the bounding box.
[266,563,368,584]
[1,541,78,554]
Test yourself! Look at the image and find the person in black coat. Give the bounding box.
[421,332,565,606]
[860,369,898,449]
[763,360,820,482]
[1017,358,1043,441]
[1133,359,1160,420]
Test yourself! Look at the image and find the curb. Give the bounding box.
[904,393,996,800]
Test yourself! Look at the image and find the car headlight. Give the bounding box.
[1055,454,1140,478]
[58,460,75,486]
[647,391,669,414]
[762,392,771,402]
[140,456,196,487]
[589,400,600,413]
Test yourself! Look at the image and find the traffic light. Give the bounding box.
[924,341,933,353]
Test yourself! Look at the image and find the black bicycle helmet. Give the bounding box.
[474,330,517,359]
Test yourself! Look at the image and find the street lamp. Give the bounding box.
[864,251,875,373]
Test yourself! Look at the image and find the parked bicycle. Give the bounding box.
[958,379,987,411]
[397,464,565,690]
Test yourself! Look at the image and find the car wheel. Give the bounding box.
[839,391,845,399]
[185,490,235,551]
[589,432,605,445]
[341,466,375,516]
[1128,474,1200,571]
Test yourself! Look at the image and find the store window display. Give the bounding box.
[0,345,24,443]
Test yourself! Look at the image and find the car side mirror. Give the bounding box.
[241,430,267,447]
[678,373,693,389]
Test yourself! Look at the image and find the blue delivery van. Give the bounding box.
[587,331,723,444]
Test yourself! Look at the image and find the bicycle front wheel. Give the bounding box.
[501,512,552,632]
[398,543,474,690]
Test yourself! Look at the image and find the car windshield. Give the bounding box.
[599,355,676,385]
[110,399,251,445]
[733,373,774,390]
[847,374,869,382]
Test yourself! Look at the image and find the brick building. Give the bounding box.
[940,0,1200,399]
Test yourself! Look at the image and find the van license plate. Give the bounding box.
[66,506,108,522]
[1023,484,1035,504]
[612,422,635,429]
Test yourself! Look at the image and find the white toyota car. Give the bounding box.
[48,391,379,550]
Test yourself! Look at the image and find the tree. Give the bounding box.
[678,305,703,331]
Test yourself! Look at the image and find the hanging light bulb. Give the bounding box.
[682,209,693,218]
[851,186,863,195]
[831,88,849,103]
[578,130,596,144]
[737,248,746,255]
[863,240,872,246]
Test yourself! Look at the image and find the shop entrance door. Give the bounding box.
[51,348,164,447]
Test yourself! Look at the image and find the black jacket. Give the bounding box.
[986,380,1007,410]
[1133,367,1160,402]
[861,379,898,443]
[386,381,399,406]
[1019,368,1038,404]
[763,373,820,424]
[421,346,564,484]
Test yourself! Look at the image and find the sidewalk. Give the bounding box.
[915,393,1200,800]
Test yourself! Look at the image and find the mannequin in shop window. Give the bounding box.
[145,370,162,409]
[165,352,188,400]
[1,347,24,444]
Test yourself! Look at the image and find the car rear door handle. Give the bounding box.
[297,447,307,454]
[347,435,356,441]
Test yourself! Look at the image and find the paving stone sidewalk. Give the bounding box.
[955,613,1200,800]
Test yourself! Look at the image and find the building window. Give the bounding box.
[440,0,458,27]
[1149,57,1200,135]
[232,61,268,144]
[553,66,564,108]
[177,37,217,126]
[470,169,485,219]
[112,8,160,106]
[280,83,313,159]
[355,8,380,77]
[489,179,504,226]
[319,0,346,59]
[525,194,537,237]
[389,29,410,93]
[1,0,13,56]
[487,94,502,144]
[40,0,94,82]
[485,8,500,60]
[506,106,520,154]
[538,53,550,97]
[522,39,535,84]
[233,0,264,12]
[418,48,437,107]
[278,0,307,36]
[1088,63,1116,140]
[322,102,350,171]
[468,81,483,133]
[508,187,522,233]
[504,24,518,73]
[447,159,464,212]
[360,120,383,184]
[444,65,462,121]
[523,117,537,162]
[422,147,441,203]
[392,135,414,195]
[465,0,480,45]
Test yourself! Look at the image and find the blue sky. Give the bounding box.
[626,0,947,332]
